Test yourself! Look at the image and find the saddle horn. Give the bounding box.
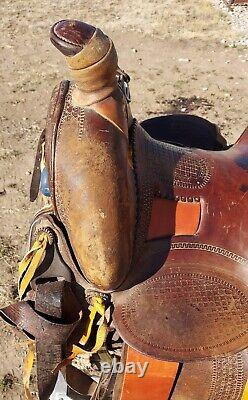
[47,20,136,291]
[50,20,118,106]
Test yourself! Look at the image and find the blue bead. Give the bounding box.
[40,167,51,197]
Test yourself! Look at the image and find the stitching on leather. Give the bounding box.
[209,353,245,400]
[129,119,140,263]
[171,242,248,265]
[53,24,82,47]
[119,272,248,353]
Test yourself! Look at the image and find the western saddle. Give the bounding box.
[1,19,247,400]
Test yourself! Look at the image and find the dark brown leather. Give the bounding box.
[0,282,81,399]
[30,129,46,202]
[44,79,69,209]
[51,20,96,56]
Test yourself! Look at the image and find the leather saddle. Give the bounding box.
[0,19,247,400]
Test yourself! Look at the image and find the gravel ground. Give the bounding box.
[213,0,248,46]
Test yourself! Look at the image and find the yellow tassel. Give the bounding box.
[242,381,248,400]
[18,232,50,299]
[23,341,35,400]
[53,296,108,373]
[80,296,105,346]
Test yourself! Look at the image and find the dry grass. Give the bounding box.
[95,0,238,43]
[1,0,240,44]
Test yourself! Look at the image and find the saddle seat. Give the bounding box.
[112,122,248,361]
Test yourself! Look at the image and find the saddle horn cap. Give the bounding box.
[50,20,96,57]
[50,19,118,97]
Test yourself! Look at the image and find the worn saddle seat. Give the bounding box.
[112,122,248,361]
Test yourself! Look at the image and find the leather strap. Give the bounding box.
[115,346,248,400]
[148,198,201,239]
[0,281,81,400]
[30,129,46,202]
[29,212,91,290]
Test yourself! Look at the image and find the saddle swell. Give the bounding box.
[43,20,136,291]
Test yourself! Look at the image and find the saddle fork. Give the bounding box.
[49,20,136,291]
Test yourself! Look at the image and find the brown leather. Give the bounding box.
[29,210,91,290]
[41,19,248,391]
[171,349,248,400]
[51,20,96,56]
[118,346,179,400]
[116,346,248,400]
[52,103,135,291]
[51,21,118,106]
[0,281,81,399]
[65,365,97,398]
[44,79,69,209]
[148,198,201,238]
[1,19,248,400]
[30,129,46,202]
[45,21,136,291]
[113,122,248,361]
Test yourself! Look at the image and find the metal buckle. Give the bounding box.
[117,70,131,103]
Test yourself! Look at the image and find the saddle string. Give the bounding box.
[23,341,35,400]
[53,295,108,373]
[18,230,53,299]
[21,294,109,398]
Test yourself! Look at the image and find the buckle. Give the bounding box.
[117,69,131,103]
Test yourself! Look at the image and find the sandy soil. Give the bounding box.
[0,0,247,398]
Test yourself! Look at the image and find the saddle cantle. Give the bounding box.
[1,19,248,400]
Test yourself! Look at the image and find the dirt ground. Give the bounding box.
[0,0,247,398]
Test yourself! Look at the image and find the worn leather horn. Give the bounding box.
[50,19,118,97]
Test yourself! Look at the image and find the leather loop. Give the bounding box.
[30,129,46,202]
